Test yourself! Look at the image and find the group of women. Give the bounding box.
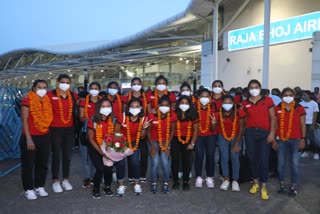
[20,74,306,201]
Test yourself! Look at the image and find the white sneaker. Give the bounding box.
[25,190,37,200]
[220,180,230,191]
[35,187,48,197]
[206,177,215,188]
[62,180,73,191]
[232,181,240,192]
[300,152,309,158]
[117,185,127,197]
[313,153,319,160]
[52,181,63,193]
[195,177,203,188]
[134,184,142,194]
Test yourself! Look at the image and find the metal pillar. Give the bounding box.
[212,0,220,82]
[262,0,271,88]
[142,66,145,82]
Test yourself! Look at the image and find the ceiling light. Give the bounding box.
[179,58,183,61]
[100,70,104,72]
[67,70,71,72]
[49,72,52,74]
[23,76,26,78]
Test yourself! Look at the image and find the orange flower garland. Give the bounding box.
[219,106,238,141]
[84,95,101,119]
[28,91,53,133]
[176,120,192,144]
[95,117,114,146]
[154,89,168,109]
[279,101,295,141]
[157,109,171,151]
[108,94,122,113]
[197,100,211,134]
[128,91,148,114]
[125,116,143,151]
[56,88,73,125]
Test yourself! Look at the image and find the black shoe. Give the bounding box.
[82,178,91,188]
[103,186,114,197]
[92,187,101,199]
[182,182,190,191]
[162,182,169,194]
[278,185,286,194]
[288,187,297,197]
[151,183,157,194]
[172,182,180,190]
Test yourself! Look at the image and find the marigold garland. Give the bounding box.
[197,100,211,134]
[108,94,122,113]
[125,116,143,151]
[95,117,114,146]
[128,91,148,114]
[219,106,238,141]
[84,95,101,119]
[154,89,168,109]
[176,119,192,144]
[28,91,53,133]
[279,101,295,141]
[56,88,73,125]
[157,109,171,151]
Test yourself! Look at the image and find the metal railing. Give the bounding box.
[0,86,28,176]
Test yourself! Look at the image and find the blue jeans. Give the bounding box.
[127,141,140,181]
[218,135,241,180]
[277,139,300,185]
[79,142,95,179]
[148,141,170,183]
[245,128,271,183]
[195,135,217,177]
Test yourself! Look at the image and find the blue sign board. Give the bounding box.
[228,12,320,51]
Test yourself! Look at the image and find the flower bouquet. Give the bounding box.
[100,133,133,166]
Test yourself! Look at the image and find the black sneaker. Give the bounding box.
[162,182,169,194]
[103,186,114,197]
[92,187,101,199]
[82,178,91,188]
[278,185,286,194]
[172,181,180,190]
[288,187,298,197]
[182,182,190,191]
[151,183,157,194]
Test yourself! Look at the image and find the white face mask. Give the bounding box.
[159,106,170,114]
[250,89,260,97]
[181,91,191,96]
[213,87,223,94]
[108,88,118,96]
[100,107,112,116]
[156,84,167,91]
[129,108,141,116]
[222,104,233,111]
[199,97,210,106]
[59,83,70,91]
[36,89,47,97]
[131,85,142,92]
[282,96,294,104]
[89,89,99,97]
[179,104,190,112]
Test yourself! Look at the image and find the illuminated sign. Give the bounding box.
[228,11,320,51]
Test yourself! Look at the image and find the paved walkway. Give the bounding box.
[0,151,319,214]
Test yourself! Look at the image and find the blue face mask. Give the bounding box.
[108,88,118,96]
[229,93,236,97]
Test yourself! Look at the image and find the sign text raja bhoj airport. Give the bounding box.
[228,11,320,51]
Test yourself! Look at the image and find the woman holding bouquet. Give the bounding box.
[171,95,199,191]
[87,98,115,199]
[114,98,152,195]
[147,95,177,194]
[217,95,246,192]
